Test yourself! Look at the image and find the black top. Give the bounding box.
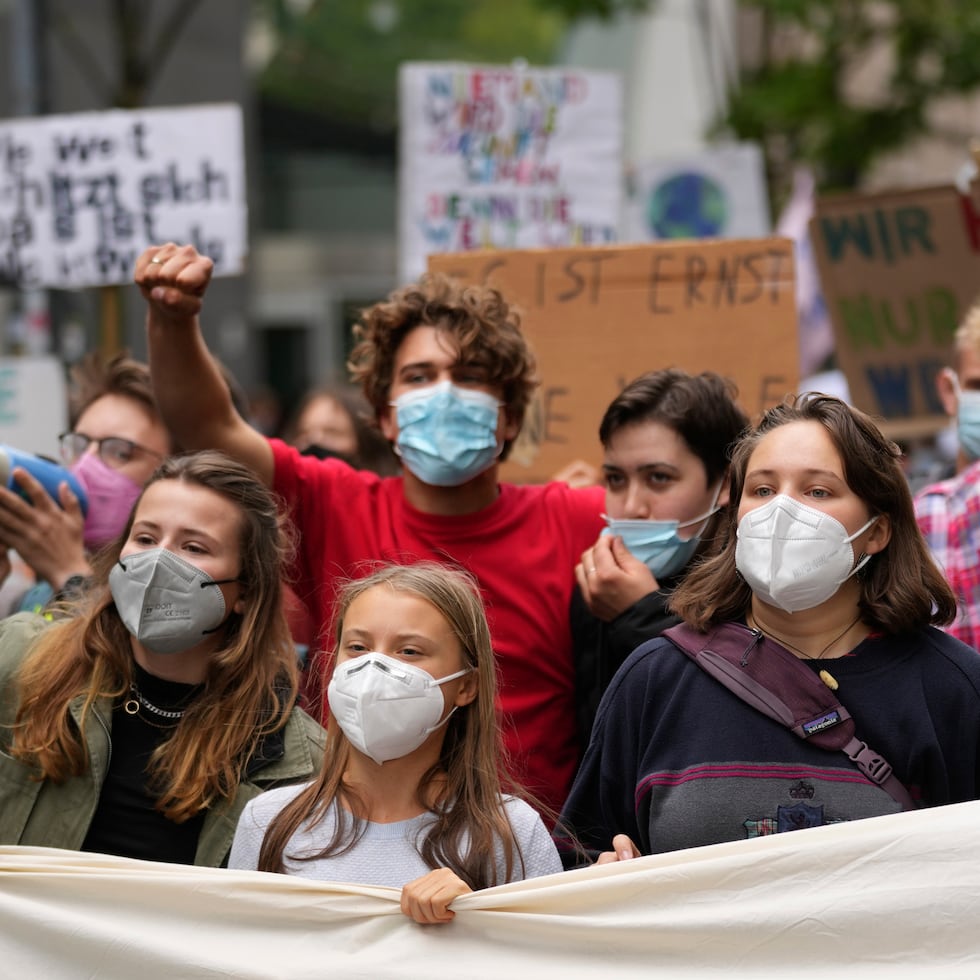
[81,662,206,864]
[570,580,682,757]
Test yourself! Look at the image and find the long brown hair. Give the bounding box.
[670,393,957,633]
[10,451,299,822]
[257,561,529,889]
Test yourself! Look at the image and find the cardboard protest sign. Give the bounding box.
[399,62,622,283]
[811,184,980,437]
[429,238,798,483]
[0,103,246,289]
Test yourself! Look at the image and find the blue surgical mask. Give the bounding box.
[602,484,723,580]
[391,381,502,487]
[948,370,980,462]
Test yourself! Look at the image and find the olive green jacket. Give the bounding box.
[0,612,326,867]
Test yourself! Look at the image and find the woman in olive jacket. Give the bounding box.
[0,451,325,867]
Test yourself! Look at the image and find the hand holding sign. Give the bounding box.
[135,242,214,322]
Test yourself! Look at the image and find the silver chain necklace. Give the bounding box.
[123,683,186,720]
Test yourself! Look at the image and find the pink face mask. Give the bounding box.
[71,453,143,551]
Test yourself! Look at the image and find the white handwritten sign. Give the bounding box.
[0,102,246,289]
[398,62,622,282]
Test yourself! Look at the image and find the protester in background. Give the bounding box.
[562,394,980,861]
[0,353,174,613]
[570,370,748,748]
[0,451,325,866]
[934,301,980,475]
[282,383,399,476]
[915,302,980,650]
[229,562,560,924]
[136,243,604,818]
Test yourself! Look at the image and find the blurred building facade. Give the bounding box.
[1,0,979,427]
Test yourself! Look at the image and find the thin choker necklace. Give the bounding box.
[748,613,862,661]
[124,683,186,721]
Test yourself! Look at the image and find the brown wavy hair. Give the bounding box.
[257,561,534,889]
[347,274,538,461]
[670,393,957,633]
[10,451,299,822]
[68,351,177,451]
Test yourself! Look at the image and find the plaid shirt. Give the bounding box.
[914,460,980,651]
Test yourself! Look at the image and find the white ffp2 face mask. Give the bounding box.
[327,652,471,764]
[734,494,877,613]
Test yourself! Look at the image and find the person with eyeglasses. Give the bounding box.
[0,353,174,613]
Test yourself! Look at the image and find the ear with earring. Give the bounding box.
[855,552,870,579]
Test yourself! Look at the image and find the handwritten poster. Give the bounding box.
[399,62,622,283]
[430,238,798,483]
[811,184,980,435]
[0,102,247,289]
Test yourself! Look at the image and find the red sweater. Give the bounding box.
[271,439,605,815]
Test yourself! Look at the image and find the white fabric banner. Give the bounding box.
[0,103,247,288]
[3,801,980,977]
[398,61,622,282]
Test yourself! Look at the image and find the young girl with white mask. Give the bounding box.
[228,562,562,924]
[0,451,325,866]
[561,394,980,862]
[571,370,749,751]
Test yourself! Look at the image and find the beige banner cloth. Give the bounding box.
[2,801,979,978]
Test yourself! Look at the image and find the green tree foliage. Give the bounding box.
[723,2,980,205]
[536,0,980,207]
[256,0,566,139]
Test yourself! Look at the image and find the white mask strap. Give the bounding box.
[843,515,878,580]
[432,665,473,688]
[676,480,725,531]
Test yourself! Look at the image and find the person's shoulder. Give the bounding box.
[0,611,50,667]
[271,437,393,496]
[243,780,312,825]
[916,460,980,505]
[499,796,559,844]
[917,625,980,665]
[500,794,545,823]
[897,626,980,694]
[603,633,688,698]
[501,480,604,525]
[289,706,328,749]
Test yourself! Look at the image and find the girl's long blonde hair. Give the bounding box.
[10,451,300,822]
[257,561,532,889]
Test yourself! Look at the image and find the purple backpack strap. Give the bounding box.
[663,621,916,811]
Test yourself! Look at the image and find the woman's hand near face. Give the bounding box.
[595,833,642,865]
[400,867,472,924]
[134,243,214,323]
[576,534,659,622]
[0,469,92,589]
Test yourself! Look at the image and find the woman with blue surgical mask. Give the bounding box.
[571,370,748,748]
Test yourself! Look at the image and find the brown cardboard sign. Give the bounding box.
[429,238,798,483]
[811,184,980,435]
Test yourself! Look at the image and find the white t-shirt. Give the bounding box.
[228,783,562,887]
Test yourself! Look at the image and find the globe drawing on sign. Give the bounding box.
[647,172,729,239]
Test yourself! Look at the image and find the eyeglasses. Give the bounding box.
[58,432,164,470]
